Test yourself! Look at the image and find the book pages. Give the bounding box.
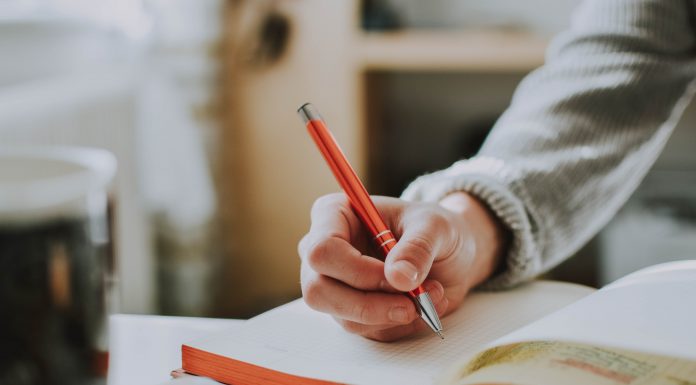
[478,261,696,361]
[184,281,592,385]
[448,341,696,385]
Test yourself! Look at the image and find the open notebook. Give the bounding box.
[181,261,696,385]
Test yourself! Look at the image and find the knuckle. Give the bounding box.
[338,319,364,335]
[353,302,374,324]
[307,237,349,271]
[301,277,324,309]
[406,235,434,263]
[297,234,310,259]
[426,212,449,232]
[312,193,345,212]
[306,238,332,269]
[348,263,371,288]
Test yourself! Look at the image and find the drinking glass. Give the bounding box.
[0,147,117,385]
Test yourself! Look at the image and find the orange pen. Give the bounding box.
[298,103,443,338]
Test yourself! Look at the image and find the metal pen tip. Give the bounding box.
[413,292,444,339]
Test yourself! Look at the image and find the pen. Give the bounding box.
[297,103,444,339]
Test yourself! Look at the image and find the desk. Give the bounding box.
[108,314,244,385]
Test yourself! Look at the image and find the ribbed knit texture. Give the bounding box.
[401,0,696,288]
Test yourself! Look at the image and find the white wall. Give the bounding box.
[0,17,155,313]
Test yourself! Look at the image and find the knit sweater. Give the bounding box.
[401,0,696,288]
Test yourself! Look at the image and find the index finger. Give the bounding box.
[302,194,363,248]
[313,193,363,238]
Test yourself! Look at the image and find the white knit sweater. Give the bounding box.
[401,0,696,288]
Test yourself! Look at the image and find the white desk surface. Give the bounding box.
[108,314,244,385]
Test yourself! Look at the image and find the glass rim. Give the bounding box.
[0,146,117,218]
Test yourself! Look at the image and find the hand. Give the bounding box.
[298,192,508,341]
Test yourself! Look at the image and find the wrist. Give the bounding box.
[439,191,510,287]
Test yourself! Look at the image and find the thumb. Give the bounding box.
[384,227,440,292]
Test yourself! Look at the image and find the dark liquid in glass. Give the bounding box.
[0,216,110,385]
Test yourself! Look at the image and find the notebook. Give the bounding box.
[181,261,696,385]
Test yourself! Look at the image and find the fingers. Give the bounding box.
[301,234,392,291]
[299,194,462,341]
[300,194,402,291]
[302,270,419,325]
[384,211,454,292]
[363,297,449,342]
[308,193,362,243]
[300,194,387,290]
[298,194,359,272]
[335,281,449,342]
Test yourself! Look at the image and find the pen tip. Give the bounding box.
[437,331,445,340]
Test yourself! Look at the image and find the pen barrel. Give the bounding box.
[299,103,425,300]
[374,230,396,255]
[301,108,391,252]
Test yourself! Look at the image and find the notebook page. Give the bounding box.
[185,281,593,385]
[489,261,696,361]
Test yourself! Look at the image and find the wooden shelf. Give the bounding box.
[357,30,548,72]
[219,0,553,316]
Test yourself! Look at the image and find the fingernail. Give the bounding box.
[393,261,419,285]
[388,306,410,323]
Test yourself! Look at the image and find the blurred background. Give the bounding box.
[2,0,695,319]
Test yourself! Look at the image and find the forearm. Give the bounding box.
[404,0,696,287]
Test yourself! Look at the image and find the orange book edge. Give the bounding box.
[181,344,343,385]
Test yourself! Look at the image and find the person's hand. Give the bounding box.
[298,191,508,341]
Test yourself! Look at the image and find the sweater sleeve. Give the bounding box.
[401,0,696,288]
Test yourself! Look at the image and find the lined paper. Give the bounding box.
[185,281,592,385]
